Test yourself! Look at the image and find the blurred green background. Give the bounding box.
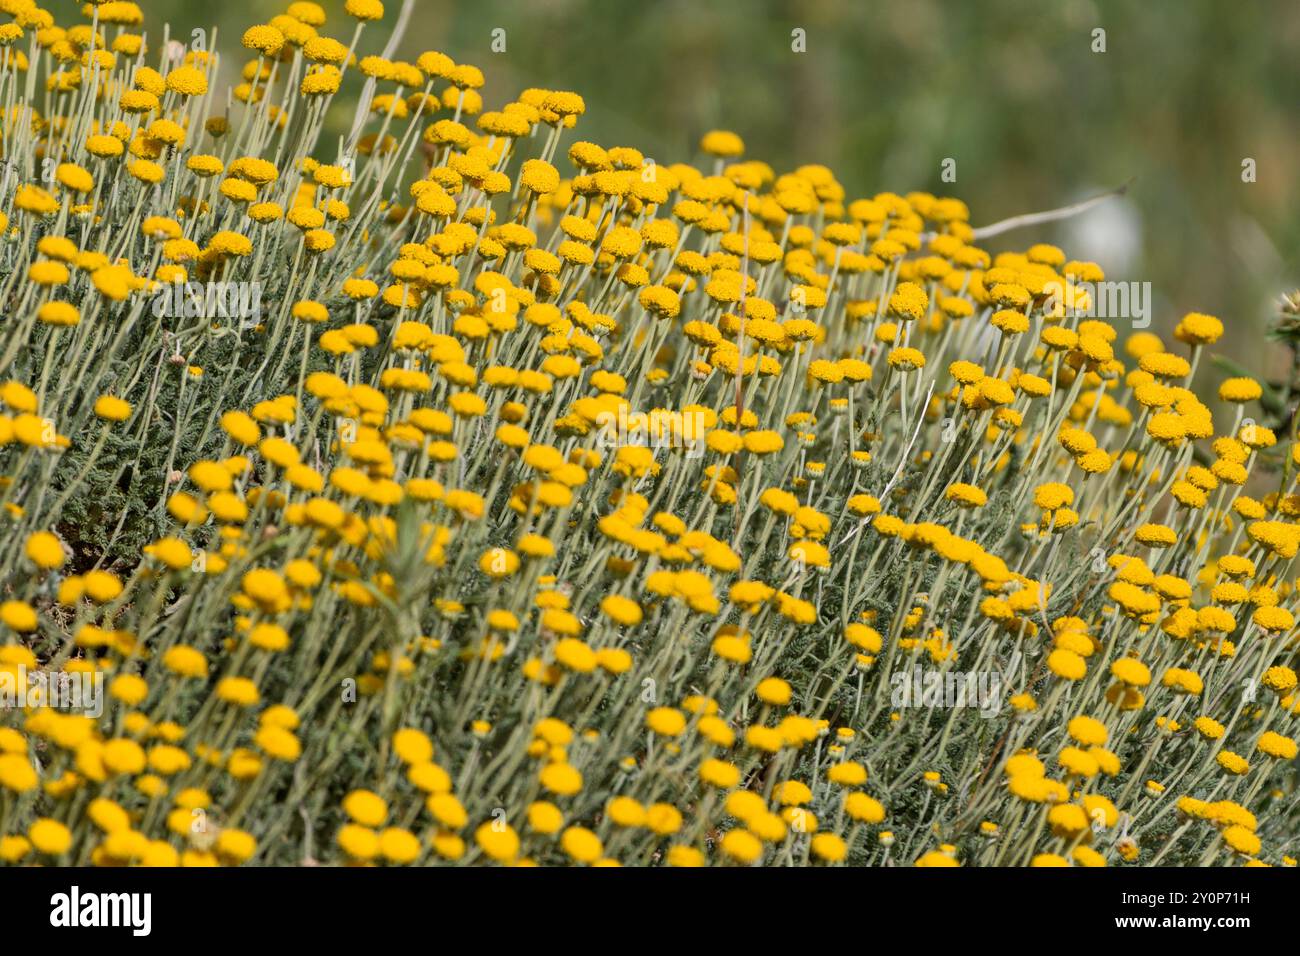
[79,0,1300,382]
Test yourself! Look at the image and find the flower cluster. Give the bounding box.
[0,0,1295,868]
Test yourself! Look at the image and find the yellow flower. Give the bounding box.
[93,395,131,421]
[645,707,686,736]
[474,821,520,861]
[215,829,256,863]
[145,537,192,571]
[478,547,520,578]
[888,282,929,321]
[1257,731,1298,760]
[0,753,38,792]
[1174,311,1223,345]
[826,761,867,786]
[1219,377,1262,403]
[560,826,603,863]
[844,792,886,823]
[720,829,762,864]
[25,531,64,569]
[392,728,434,764]
[811,833,847,862]
[755,677,792,706]
[945,483,987,508]
[337,824,380,861]
[1110,658,1152,687]
[215,677,260,708]
[343,790,389,827]
[345,0,386,20]
[539,762,583,796]
[163,645,209,679]
[887,346,926,371]
[700,130,745,158]
[242,25,284,56]
[0,600,37,632]
[28,818,72,856]
[1216,750,1250,775]
[379,827,421,864]
[699,758,741,789]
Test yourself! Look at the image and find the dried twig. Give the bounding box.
[969,178,1134,240]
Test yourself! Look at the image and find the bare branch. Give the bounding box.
[969,179,1134,240]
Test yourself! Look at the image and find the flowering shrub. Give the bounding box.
[0,0,1296,869]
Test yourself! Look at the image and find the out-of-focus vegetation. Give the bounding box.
[97,0,1300,379]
